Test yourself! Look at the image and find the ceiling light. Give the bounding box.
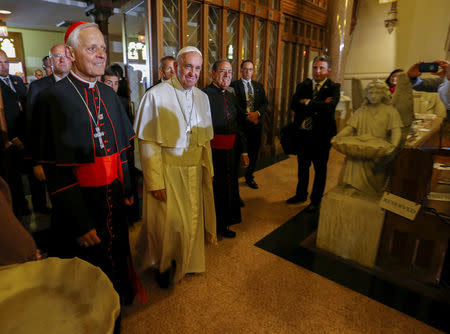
[0,10,12,14]
[0,20,8,37]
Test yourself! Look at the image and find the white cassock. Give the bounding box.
[133,76,216,282]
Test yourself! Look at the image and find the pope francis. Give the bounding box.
[133,46,216,287]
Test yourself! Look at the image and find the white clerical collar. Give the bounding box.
[171,75,193,94]
[53,73,64,82]
[70,70,97,88]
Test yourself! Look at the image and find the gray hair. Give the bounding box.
[313,55,332,68]
[66,22,99,48]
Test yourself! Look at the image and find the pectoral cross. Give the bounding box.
[94,126,105,149]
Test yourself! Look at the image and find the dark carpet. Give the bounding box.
[255,210,450,333]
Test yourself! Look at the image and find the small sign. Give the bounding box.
[379,192,421,221]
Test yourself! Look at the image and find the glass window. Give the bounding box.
[124,2,149,116]
[208,6,220,75]
[187,1,201,49]
[241,15,253,61]
[226,11,239,73]
[255,19,266,82]
[305,24,311,39]
[163,0,179,57]
[266,22,278,106]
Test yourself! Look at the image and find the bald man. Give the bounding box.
[26,44,72,214]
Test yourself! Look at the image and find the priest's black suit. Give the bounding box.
[291,78,340,205]
[203,84,247,234]
[32,73,137,304]
[230,79,268,182]
[0,75,28,216]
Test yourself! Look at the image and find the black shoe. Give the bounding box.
[304,204,319,213]
[286,195,307,204]
[246,179,259,189]
[219,228,236,238]
[156,260,176,289]
[239,198,245,207]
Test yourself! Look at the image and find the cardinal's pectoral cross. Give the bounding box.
[94,126,105,149]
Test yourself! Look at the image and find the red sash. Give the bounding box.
[210,134,236,150]
[75,153,122,187]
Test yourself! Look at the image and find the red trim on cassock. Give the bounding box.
[74,153,122,187]
[210,134,236,150]
[50,182,79,195]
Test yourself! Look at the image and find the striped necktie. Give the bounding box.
[313,83,320,99]
[247,81,253,95]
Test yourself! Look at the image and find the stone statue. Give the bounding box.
[332,80,404,196]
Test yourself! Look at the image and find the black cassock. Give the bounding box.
[203,84,247,233]
[32,73,139,304]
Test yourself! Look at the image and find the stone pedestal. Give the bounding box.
[316,186,385,268]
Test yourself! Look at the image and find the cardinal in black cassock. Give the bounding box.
[203,59,248,238]
[32,22,142,313]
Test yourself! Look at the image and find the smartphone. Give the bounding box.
[419,62,440,73]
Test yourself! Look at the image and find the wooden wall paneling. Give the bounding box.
[223,0,240,11]
[255,4,268,19]
[237,12,245,79]
[204,0,221,6]
[283,42,293,121]
[297,44,305,83]
[201,3,210,86]
[251,13,258,71]
[303,45,310,81]
[240,0,254,15]
[272,22,283,137]
[221,8,228,59]
[152,0,164,84]
[281,0,327,26]
[262,19,270,90]
[268,9,280,22]
[180,0,188,48]
[144,0,154,86]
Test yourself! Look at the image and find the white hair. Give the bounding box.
[66,22,99,48]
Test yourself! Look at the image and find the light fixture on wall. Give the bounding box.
[0,20,8,37]
[384,1,398,34]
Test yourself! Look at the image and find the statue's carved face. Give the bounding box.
[366,87,383,105]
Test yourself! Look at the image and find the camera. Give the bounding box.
[418,62,440,73]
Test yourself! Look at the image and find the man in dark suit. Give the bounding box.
[286,55,340,212]
[230,60,268,189]
[0,50,29,217]
[26,44,71,213]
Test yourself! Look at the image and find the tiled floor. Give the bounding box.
[122,151,446,333]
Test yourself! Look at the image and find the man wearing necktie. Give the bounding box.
[286,55,340,213]
[0,50,29,217]
[230,60,269,191]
